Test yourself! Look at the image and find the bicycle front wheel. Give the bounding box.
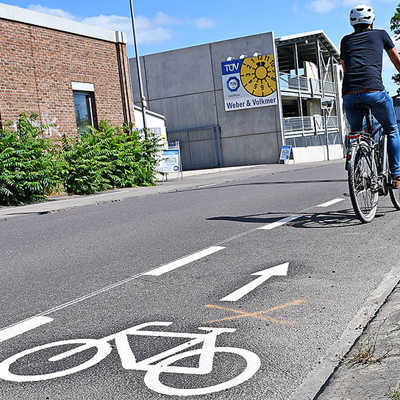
[143,347,261,396]
[348,143,379,223]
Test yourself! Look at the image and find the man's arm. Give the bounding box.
[387,47,400,73]
[341,59,346,73]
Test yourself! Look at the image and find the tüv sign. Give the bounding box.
[221,61,242,74]
[221,55,278,112]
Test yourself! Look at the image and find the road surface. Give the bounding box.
[0,161,398,399]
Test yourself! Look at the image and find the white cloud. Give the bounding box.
[309,0,390,14]
[81,14,173,44]
[342,0,371,5]
[310,0,336,13]
[28,4,77,20]
[27,4,214,45]
[194,17,215,29]
[152,12,182,26]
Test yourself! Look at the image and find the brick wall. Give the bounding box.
[0,18,134,136]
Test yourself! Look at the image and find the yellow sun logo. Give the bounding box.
[240,55,276,98]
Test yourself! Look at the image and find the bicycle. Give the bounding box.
[0,321,261,396]
[346,104,400,223]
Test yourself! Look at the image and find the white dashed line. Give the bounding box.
[0,316,53,344]
[257,215,301,230]
[0,246,226,336]
[0,196,344,336]
[316,198,345,208]
[144,246,225,277]
[257,198,345,231]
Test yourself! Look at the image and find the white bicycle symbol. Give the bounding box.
[0,322,261,396]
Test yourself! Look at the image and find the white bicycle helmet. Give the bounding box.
[350,4,375,26]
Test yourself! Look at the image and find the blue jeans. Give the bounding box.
[343,91,400,176]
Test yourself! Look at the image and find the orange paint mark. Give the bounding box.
[203,299,305,325]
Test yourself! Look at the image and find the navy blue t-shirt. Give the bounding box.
[340,29,395,94]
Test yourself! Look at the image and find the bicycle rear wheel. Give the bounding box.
[348,143,379,223]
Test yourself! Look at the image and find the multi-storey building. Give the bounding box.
[130,30,345,169]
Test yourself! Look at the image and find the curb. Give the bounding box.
[288,264,400,400]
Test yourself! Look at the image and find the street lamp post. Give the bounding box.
[128,0,148,134]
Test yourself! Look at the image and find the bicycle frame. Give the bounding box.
[50,322,236,374]
[0,320,261,395]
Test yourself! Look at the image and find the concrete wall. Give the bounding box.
[130,32,282,168]
[292,144,343,163]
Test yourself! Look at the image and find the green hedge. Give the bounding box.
[61,121,159,195]
[0,115,160,205]
[0,114,61,205]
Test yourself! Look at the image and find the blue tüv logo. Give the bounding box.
[221,60,243,75]
[227,77,240,92]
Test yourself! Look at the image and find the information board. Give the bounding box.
[221,54,278,112]
[280,145,292,161]
[157,149,181,173]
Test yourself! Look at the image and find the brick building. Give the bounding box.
[0,3,134,136]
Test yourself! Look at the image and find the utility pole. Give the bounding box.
[129,0,148,135]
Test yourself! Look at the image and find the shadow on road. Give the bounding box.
[208,207,392,228]
[213,179,348,187]
[171,179,347,193]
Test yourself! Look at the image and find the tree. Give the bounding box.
[390,4,400,91]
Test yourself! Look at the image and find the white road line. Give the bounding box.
[257,215,301,230]
[144,246,225,277]
[0,247,225,336]
[0,316,53,343]
[316,198,345,208]
[257,198,345,231]
[0,195,343,336]
[221,263,289,302]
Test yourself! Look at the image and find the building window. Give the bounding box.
[73,91,96,134]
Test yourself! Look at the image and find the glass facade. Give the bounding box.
[73,91,95,134]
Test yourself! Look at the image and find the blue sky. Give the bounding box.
[4,0,400,93]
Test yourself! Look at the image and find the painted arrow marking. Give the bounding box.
[220,263,289,302]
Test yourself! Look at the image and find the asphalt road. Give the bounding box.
[0,161,399,399]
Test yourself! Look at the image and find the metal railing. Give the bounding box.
[280,74,310,92]
[279,73,336,96]
[283,116,339,137]
[323,80,336,94]
[326,116,339,129]
[288,76,309,91]
[283,116,314,133]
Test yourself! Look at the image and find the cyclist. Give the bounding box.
[340,4,400,188]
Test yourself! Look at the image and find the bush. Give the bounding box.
[0,114,61,205]
[61,121,160,195]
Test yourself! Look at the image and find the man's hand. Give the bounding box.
[387,47,400,73]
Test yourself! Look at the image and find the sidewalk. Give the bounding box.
[0,160,342,220]
[317,284,400,400]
